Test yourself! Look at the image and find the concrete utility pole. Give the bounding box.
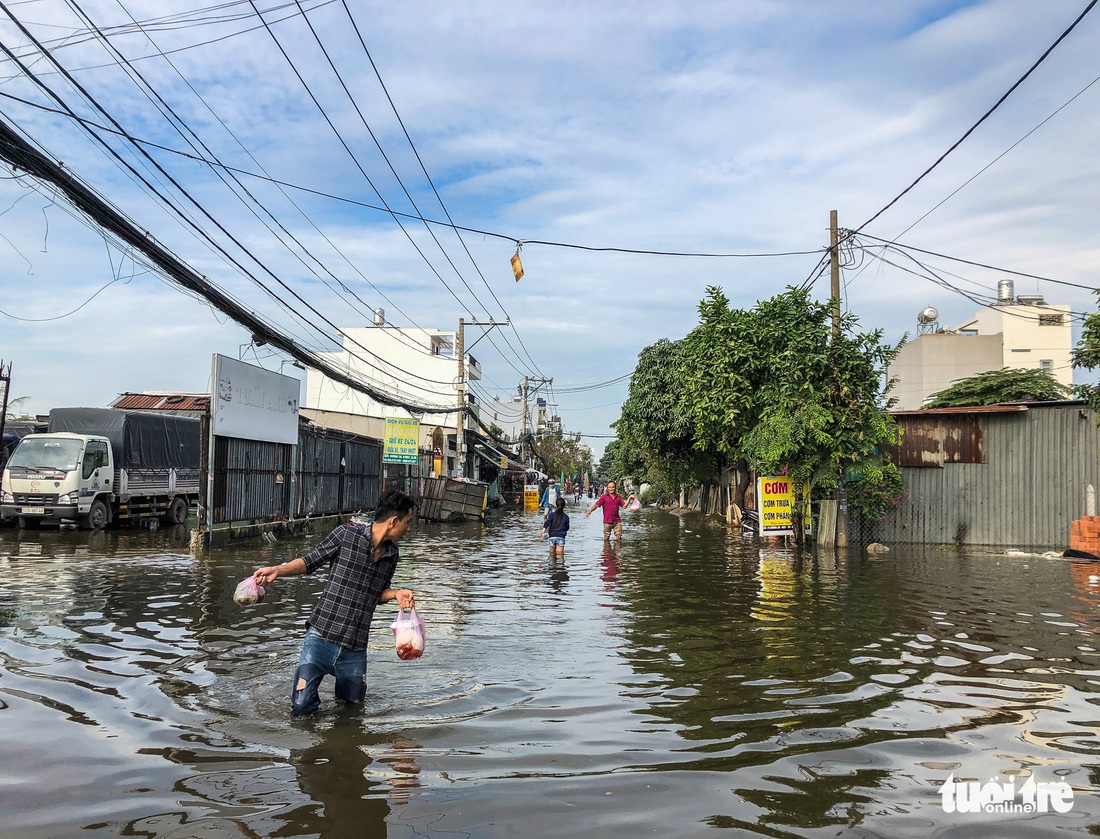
[830,209,841,338]
[457,317,465,479]
[828,210,848,548]
[520,376,528,464]
[519,375,553,468]
[455,317,508,479]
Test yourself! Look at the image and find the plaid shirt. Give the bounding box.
[301,522,400,651]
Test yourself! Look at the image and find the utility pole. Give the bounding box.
[830,209,840,338]
[519,375,553,469]
[456,317,465,479]
[455,316,508,479]
[828,210,848,549]
[520,376,529,465]
[0,359,11,450]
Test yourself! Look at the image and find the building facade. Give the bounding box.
[304,320,482,477]
[888,285,1073,410]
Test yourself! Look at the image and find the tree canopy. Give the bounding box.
[613,286,902,521]
[613,338,718,498]
[679,286,900,494]
[1074,300,1100,418]
[531,431,592,483]
[924,367,1071,408]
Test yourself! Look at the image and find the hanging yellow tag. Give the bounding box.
[510,252,524,282]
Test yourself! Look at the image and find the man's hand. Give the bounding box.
[253,566,280,586]
[253,558,305,586]
[393,589,415,610]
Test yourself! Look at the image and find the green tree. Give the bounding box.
[679,286,901,536]
[614,338,718,502]
[531,431,592,483]
[597,438,623,483]
[1073,300,1100,418]
[924,367,1070,408]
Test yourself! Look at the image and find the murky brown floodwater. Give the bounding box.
[2,506,1099,838]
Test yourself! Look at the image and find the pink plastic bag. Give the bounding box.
[390,607,425,661]
[233,576,266,607]
[628,497,641,511]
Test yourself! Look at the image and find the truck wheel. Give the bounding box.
[82,499,109,530]
[166,496,189,525]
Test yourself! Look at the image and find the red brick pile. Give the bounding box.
[1070,516,1100,556]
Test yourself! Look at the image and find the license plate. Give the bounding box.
[21,506,45,515]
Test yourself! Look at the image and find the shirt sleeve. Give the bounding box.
[301,525,345,573]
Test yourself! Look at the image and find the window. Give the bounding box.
[82,441,108,480]
[1040,359,1053,373]
[1039,314,1064,327]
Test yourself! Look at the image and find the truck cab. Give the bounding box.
[0,433,113,528]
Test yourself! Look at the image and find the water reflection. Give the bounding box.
[2,513,1100,837]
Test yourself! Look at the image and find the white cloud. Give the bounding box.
[1,0,1098,453]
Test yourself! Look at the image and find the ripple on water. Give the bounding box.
[3,515,1100,837]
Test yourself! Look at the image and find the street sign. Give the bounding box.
[383,417,420,464]
[756,476,805,537]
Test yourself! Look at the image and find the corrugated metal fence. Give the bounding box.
[865,403,1100,548]
[211,436,294,523]
[210,426,383,525]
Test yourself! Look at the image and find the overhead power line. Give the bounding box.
[0,112,458,413]
[855,234,1098,292]
[856,0,1099,234]
[66,0,461,390]
[0,90,820,263]
[2,2,466,397]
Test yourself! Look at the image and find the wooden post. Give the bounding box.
[191,410,210,555]
[818,499,837,549]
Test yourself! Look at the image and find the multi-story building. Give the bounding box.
[887,281,1073,410]
[302,311,482,477]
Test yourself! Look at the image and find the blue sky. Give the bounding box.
[1,0,1098,458]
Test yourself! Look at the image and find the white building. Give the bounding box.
[302,315,483,477]
[888,282,1073,410]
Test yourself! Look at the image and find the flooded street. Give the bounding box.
[2,506,1100,838]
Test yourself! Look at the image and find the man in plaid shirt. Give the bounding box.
[252,490,417,716]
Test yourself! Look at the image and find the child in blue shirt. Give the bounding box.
[540,496,570,560]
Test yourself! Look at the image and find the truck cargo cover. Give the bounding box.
[48,408,201,470]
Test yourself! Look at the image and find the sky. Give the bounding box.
[1,0,1099,460]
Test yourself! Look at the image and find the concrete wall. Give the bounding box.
[889,333,1003,410]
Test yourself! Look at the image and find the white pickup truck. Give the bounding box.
[0,408,199,529]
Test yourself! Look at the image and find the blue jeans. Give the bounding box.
[290,628,367,716]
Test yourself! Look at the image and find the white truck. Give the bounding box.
[0,407,200,529]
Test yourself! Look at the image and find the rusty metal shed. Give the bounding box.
[871,402,1100,548]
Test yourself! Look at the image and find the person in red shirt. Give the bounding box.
[586,480,637,542]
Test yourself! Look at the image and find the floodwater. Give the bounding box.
[2,507,1099,838]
